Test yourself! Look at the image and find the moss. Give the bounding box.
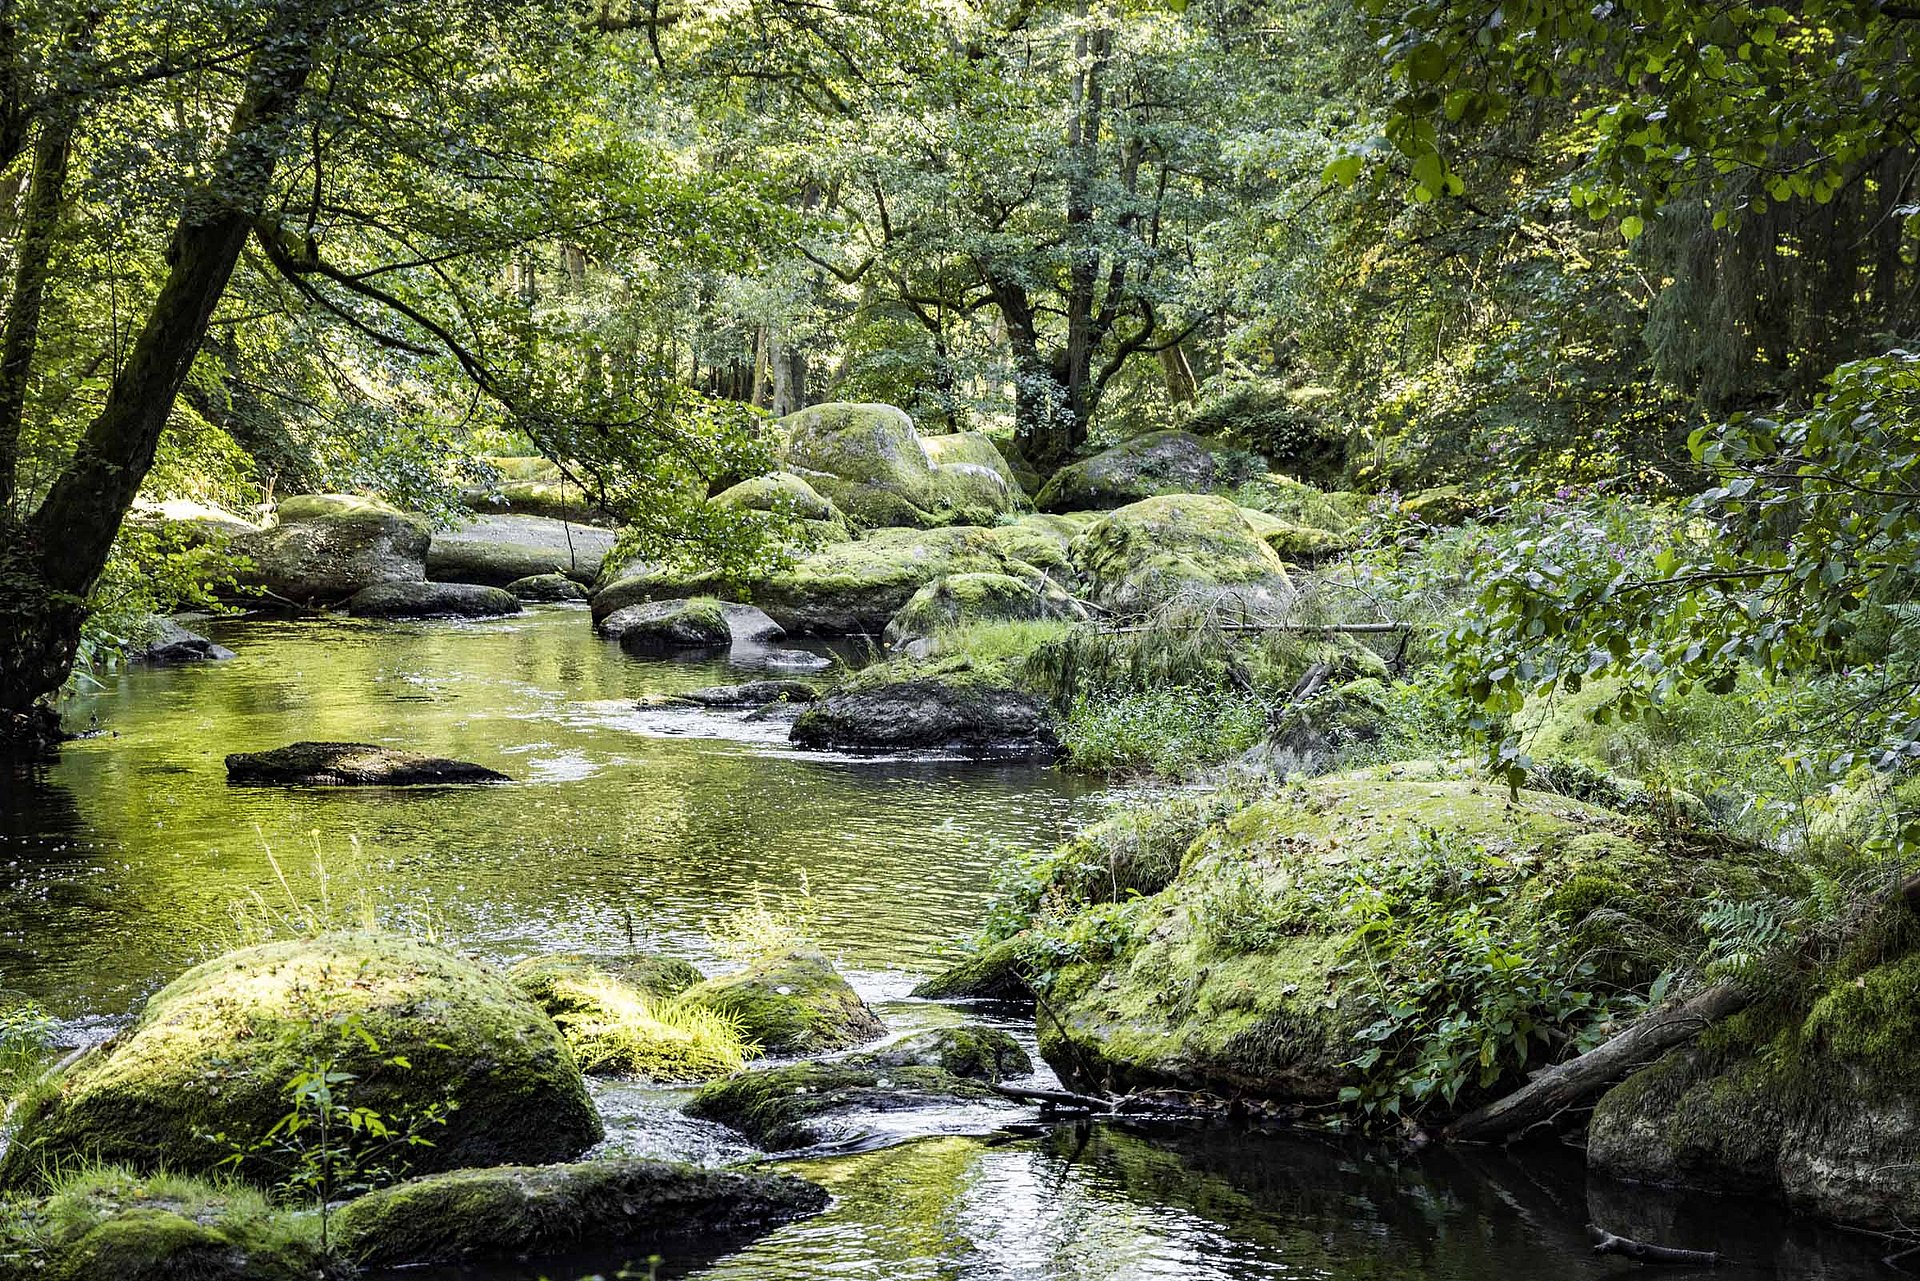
[1030,773,1797,1101]
[911,936,1041,1001]
[789,672,1058,757]
[1237,507,1354,561]
[1398,484,1476,524]
[272,493,410,524]
[1035,431,1234,512]
[857,1028,1032,1082]
[981,518,1079,581]
[1069,494,1292,615]
[609,596,732,651]
[0,933,600,1190]
[1233,474,1359,534]
[684,1062,996,1150]
[882,572,1084,648]
[504,572,589,602]
[677,950,884,1055]
[712,472,841,523]
[506,952,705,1012]
[331,1159,829,1268]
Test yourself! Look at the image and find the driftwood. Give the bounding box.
[1589,1224,1722,1266]
[1444,981,1750,1144]
[990,1083,1116,1113]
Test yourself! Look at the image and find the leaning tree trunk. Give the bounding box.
[0,0,329,752]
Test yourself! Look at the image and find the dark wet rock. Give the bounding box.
[678,949,885,1055]
[677,680,821,708]
[600,599,784,653]
[0,933,600,1190]
[506,951,706,1012]
[1036,431,1245,512]
[225,741,509,786]
[346,580,522,618]
[231,494,430,604]
[331,1158,828,1269]
[858,1027,1032,1082]
[505,572,590,602]
[684,1061,999,1151]
[426,513,616,586]
[790,675,1057,759]
[132,618,235,665]
[911,936,1040,1002]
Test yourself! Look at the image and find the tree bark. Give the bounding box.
[1,0,330,747]
[0,109,74,512]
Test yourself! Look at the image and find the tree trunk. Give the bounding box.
[1,0,329,749]
[0,109,74,512]
[1159,342,1198,404]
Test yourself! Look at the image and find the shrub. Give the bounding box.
[1058,686,1268,779]
[1189,383,1346,486]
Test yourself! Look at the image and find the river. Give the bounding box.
[0,605,1893,1278]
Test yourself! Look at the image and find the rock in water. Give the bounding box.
[600,597,735,652]
[226,742,509,785]
[507,951,707,1011]
[132,617,235,665]
[881,571,1085,649]
[426,513,616,586]
[0,933,602,1189]
[790,676,1057,758]
[679,949,885,1055]
[231,493,430,605]
[685,1061,1000,1151]
[859,1027,1032,1082]
[1035,430,1239,512]
[505,572,590,602]
[677,680,821,707]
[332,1160,829,1268]
[346,580,522,618]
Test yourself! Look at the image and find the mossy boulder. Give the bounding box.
[506,572,589,602]
[1030,770,1796,1105]
[713,471,841,522]
[791,673,1058,758]
[1036,430,1243,512]
[980,514,1088,583]
[1070,493,1292,616]
[507,951,706,1013]
[593,526,1016,635]
[426,513,616,586]
[346,580,521,618]
[225,741,508,786]
[684,1061,998,1150]
[462,460,604,522]
[859,1027,1031,1082]
[0,933,601,1189]
[882,572,1086,649]
[599,596,734,653]
[678,679,821,707]
[1234,473,1363,534]
[777,404,1022,527]
[678,950,884,1055]
[232,493,430,604]
[131,617,235,665]
[129,497,261,545]
[1589,927,1920,1229]
[911,935,1042,1002]
[922,431,1026,520]
[1237,507,1354,561]
[332,1159,828,1268]
[1398,484,1477,524]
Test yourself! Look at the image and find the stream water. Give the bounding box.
[0,606,1896,1278]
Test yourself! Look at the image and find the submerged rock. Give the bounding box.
[346,580,522,618]
[860,1027,1032,1082]
[881,572,1086,649]
[1028,769,1796,1106]
[1588,935,1920,1229]
[332,1159,828,1268]
[678,949,885,1055]
[1035,431,1245,512]
[232,493,430,605]
[677,680,822,707]
[505,571,590,602]
[684,1061,998,1151]
[132,617,235,665]
[790,675,1057,758]
[1070,493,1293,616]
[225,742,509,786]
[0,933,601,1189]
[427,513,615,586]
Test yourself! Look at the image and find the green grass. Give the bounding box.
[0,1164,325,1268]
[548,977,756,1081]
[1057,686,1269,779]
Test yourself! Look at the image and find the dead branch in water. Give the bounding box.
[1589,1224,1722,1266]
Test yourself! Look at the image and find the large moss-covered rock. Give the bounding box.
[600,597,734,653]
[232,494,429,604]
[593,526,1016,635]
[711,471,850,544]
[461,458,604,523]
[1036,431,1245,512]
[980,514,1090,584]
[678,950,884,1055]
[1588,927,1920,1229]
[922,431,1026,520]
[882,572,1086,648]
[859,1027,1031,1082]
[1237,507,1353,561]
[1031,769,1795,1104]
[911,935,1041,1002]
[507,951,706,1012]
[225,741,508,785]
[332,1159,828,1268]
[777,405,1022,527]
[426,513,616,586]
[684,1061,998,1151]
[506,572,590,602]
[1070,493,1292,616]
[790,673,1058,758]
[346,580,521,618]
[0,934,601,1189]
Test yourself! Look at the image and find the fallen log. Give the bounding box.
[1589,1224,1722,1266]
[990,1083,1115,1113]
[1444,981,1750,1144]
